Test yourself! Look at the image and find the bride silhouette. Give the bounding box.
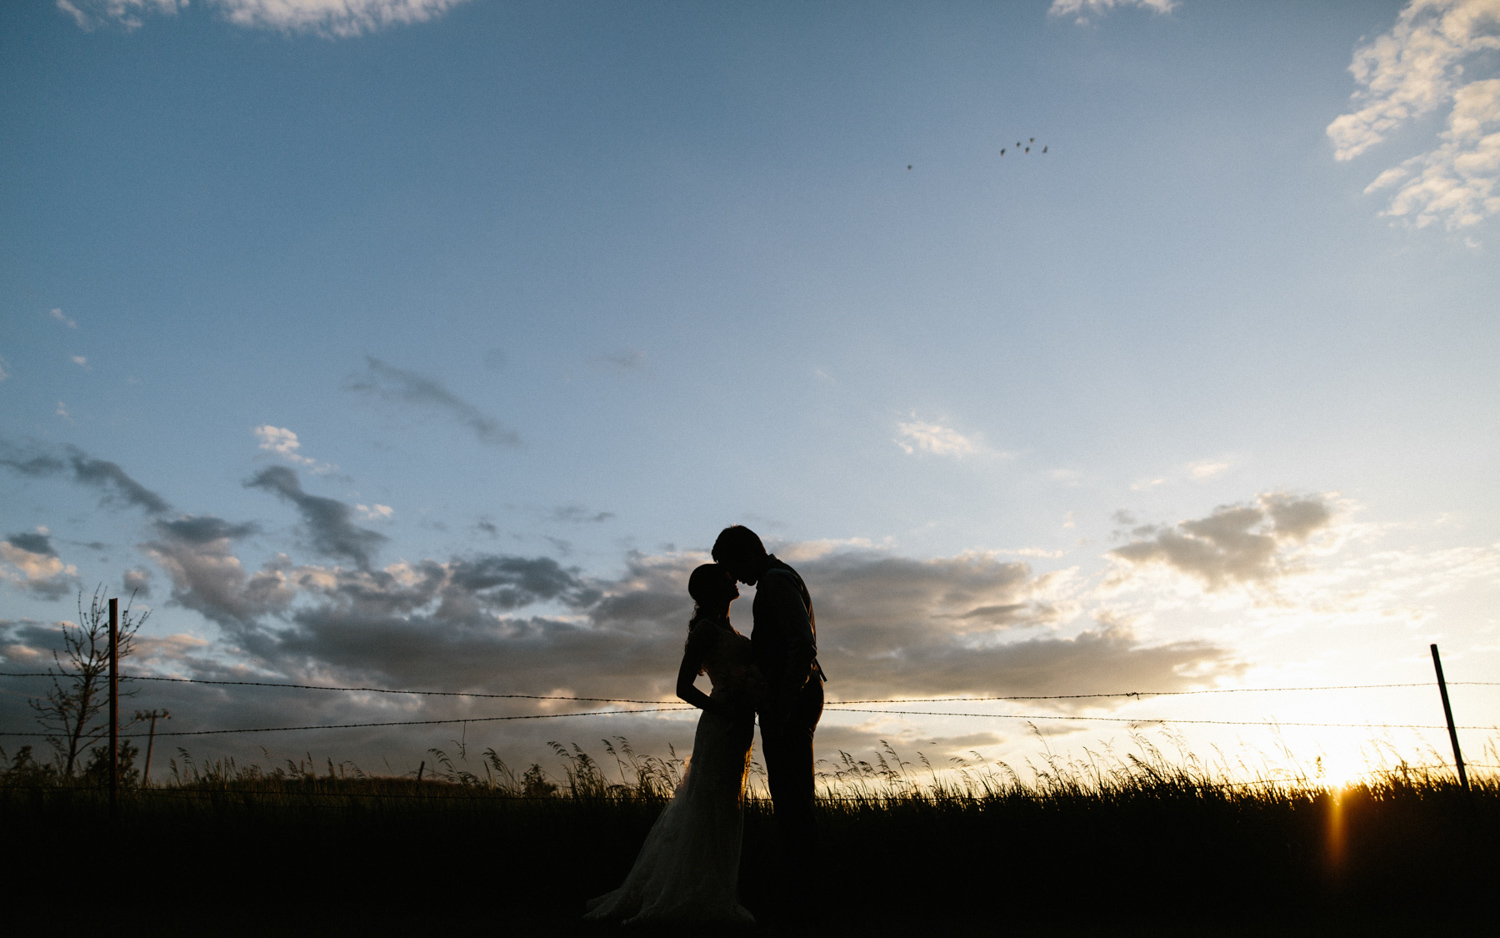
[584,563,761,926]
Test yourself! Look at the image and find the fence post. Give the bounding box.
[109,597,119,816]
[1429,643,1469,792]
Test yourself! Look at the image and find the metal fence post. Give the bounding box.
[109,597,119,816]
[1429,643,1469,792]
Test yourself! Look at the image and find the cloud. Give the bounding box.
[5,531,56,557]
[1327,0,1500,230]
[1108,493,1335,592]
[56,402,72,423]
[1188,460,1230,480]
[67,451,172,514]
[0,618,69,665]
[133,631,211,665]
[70,355,89,369]
[599,350,646,370]
[49,308,78,329]
[137,541,1210,712]
[216,0,470,36]
[1049,0,1177,24]
[0,356,10,382]
[144,515,291,635]
[123,567,153,598]
[1,533,79,601]
[778,551,1231,701]
[347,357,521,448]
[356,504,394,521]
[21,527,1247,777]
[246,466,387,569]
[56,0,469,36]
[149,553,279,632]
[895,417,984,457]
[552,505,615,524]
[254,425,336,473]
[0,442,172,515]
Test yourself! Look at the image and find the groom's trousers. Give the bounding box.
[761,678,824,867]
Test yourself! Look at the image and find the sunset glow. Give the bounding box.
[2,0,1497,786]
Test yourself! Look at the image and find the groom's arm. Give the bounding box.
[762,571,817,694]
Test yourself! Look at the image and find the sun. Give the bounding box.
[1315,752,1365,790]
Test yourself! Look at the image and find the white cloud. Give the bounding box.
[895,416,990,458]
[57,1,182,32]
[1108,492,1337,593]
[70,355,89,369]
[1049,0,1177,25]
[133,632,211,666]
[1188,460,1230,480]
[58,0,470,37]
[1327,0,1500,230]
[0,356,10,382]
[49,308,77,329]
[0,539,79,601]
[55,401,72,422]
[1132,460,1231,491]
[254,425,335,474]
[346,357,521,448]
[356,503,394,521]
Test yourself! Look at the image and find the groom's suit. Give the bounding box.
[751,555,825,890]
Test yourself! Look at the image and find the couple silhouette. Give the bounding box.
[585,525,826,926]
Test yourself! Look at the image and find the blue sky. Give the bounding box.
[2,0,1497,784]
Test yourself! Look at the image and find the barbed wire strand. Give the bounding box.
[3,704,1495,740]
[0,707,694,739]
[0,670,1495,705]
[821,706,1496,731]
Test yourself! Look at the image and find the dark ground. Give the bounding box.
[5,782,1496,936]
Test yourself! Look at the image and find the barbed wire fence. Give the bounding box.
[2,665,1495,791]
[1,670,1497,740]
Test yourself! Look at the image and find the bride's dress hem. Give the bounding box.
[583,620,758,928]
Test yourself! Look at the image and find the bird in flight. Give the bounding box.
[1042,145,1048,153]
[1000,148,1006,156]
[907,165,912,170]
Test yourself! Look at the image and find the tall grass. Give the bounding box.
[4,735,1495,934]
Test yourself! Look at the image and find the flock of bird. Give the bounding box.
[907,137,1047,171]
[1001,137,1046,156]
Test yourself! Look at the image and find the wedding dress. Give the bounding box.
[584,617,759,926]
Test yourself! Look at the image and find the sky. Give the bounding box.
[2,0,1498,787]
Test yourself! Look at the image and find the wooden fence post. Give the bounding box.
[109,597,119,816]
[1429,643,1469,792]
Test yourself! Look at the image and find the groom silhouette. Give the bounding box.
[713,525,826,913]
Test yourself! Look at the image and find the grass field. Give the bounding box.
[5,739,1496,936]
